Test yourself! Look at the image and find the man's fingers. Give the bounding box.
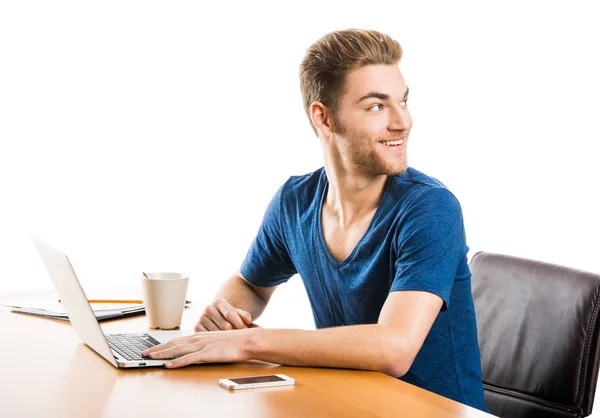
[149,343,197,360]
[194,322,208,332]
[164,350,205,368]
[142,332,204,356]
[142,339,178,356]
[195,299,252,332]
[200,314,221,332]
[236,309,253,325]
[214,298,252,328]
[221,306,250,329]
[204,305,235,330]
[214,299,246,329]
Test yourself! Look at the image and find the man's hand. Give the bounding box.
[195,298,253,332]
[142,329,254,368]
[141,291,443,374]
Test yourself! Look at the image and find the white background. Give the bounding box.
[1,0,599,406]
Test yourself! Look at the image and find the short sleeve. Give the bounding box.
[390,187,468,310]
[240,184,298,287]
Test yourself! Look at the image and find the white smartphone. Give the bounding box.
[218,374,295,390]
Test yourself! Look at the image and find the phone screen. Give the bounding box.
[229,375,286,385]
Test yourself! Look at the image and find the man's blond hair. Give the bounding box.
[299,29,403,136]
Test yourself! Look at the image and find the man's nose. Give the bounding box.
[388,106,412,131]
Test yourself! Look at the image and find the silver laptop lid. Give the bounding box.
[32,237,118,367]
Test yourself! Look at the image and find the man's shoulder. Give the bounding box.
[393,167,448,190]
[280,167,325,198]
[389,167,461,211]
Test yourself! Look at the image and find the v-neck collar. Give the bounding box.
[316,171,391,269]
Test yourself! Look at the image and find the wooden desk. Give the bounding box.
[0,292,494,418]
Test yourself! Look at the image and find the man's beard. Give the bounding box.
[336,123,408,176]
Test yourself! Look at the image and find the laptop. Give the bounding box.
[33,237,177,368]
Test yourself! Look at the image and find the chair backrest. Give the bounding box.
[471,252,600,417]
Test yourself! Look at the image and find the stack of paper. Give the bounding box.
[1,287,191,322]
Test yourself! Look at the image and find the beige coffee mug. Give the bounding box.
[141,272,189,329]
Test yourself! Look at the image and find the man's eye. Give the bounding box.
[368,104,383,111]
[401,99,408,106]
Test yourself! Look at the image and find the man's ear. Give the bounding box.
[310,101,334,138]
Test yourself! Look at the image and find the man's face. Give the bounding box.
[332,64,412,176]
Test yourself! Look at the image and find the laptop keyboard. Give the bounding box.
[106,333,165,361]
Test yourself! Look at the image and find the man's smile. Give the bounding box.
[378,139,405,147]
[379,139,404,147]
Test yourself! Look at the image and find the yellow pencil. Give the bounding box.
[58,299,143,304]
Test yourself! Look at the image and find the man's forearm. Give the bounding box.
[246,324,408,377]
[214,275,268,321]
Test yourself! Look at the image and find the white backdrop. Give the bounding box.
[1,0,599,399]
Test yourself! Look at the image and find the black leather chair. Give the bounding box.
[471,252,600,417]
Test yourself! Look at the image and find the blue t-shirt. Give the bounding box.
[241,167,489,412]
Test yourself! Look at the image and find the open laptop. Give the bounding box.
[33,237,177,368]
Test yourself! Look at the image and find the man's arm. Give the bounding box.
[195,270,277,331]
[247,290,442,376]
[197,180,296,332]
[147,290,443,377]
[215,270,277,319]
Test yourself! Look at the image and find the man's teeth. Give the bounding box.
[380,140,404,146]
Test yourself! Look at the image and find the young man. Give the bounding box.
[144,29,489,412]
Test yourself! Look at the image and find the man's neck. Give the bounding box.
[323,165,388,229]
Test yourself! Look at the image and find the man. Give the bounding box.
[143,29,489,412]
